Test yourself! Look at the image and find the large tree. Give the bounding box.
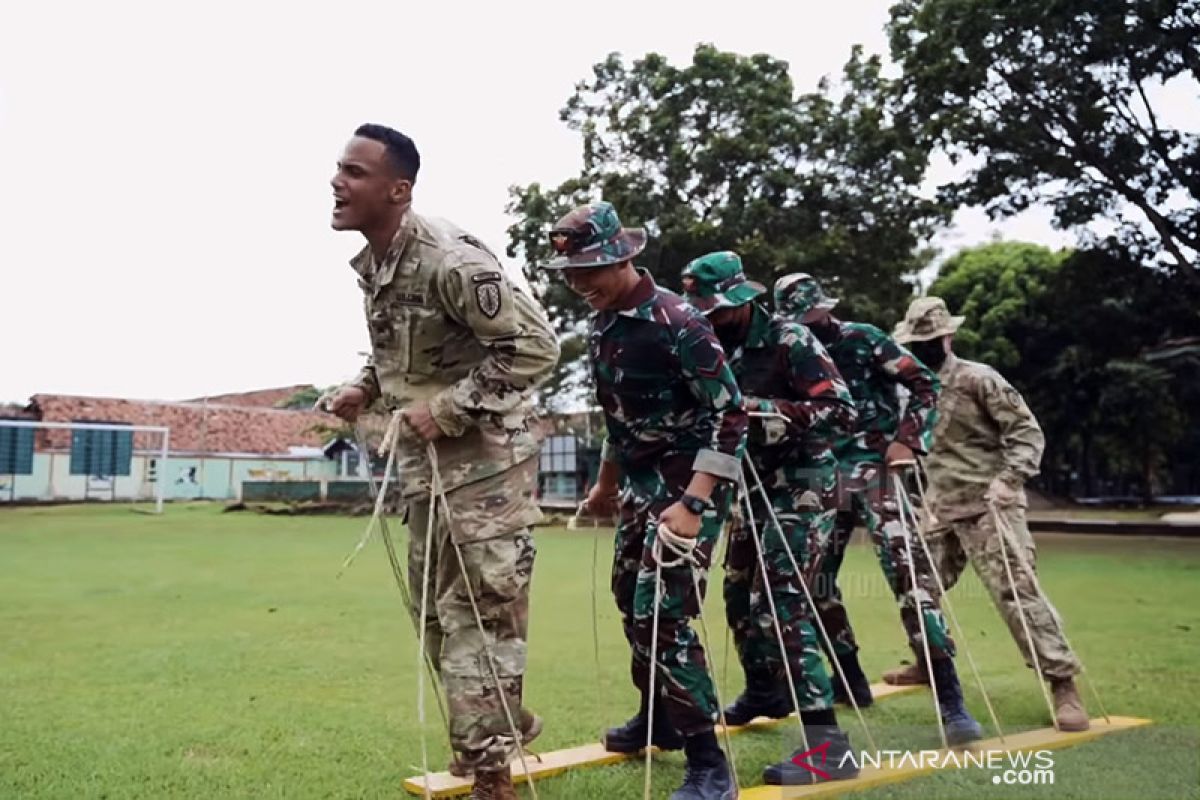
[931,242,1200,499]
[506,44,947,340]
[889,0,1200,284]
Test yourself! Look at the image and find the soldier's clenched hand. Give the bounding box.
[984,476,1020,507]
[402,402,445,442]
[885,441,916,468]
[659,501,702,539]
[325,386,368,422]
[582,481,619,519]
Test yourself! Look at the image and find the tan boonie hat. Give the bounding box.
[894,296,965,343]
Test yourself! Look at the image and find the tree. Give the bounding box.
[888,0,1200,285]
[931,242,1200,499]
[506,44,948,339]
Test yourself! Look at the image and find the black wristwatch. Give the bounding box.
[680,493,709,516]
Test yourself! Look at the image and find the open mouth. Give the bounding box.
[333,197,349,212]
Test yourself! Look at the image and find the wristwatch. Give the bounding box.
[679,493,710,516]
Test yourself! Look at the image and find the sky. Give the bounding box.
[0,0,1080,404]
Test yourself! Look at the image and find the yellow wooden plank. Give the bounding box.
[738,715,1152,799]
[401,683,923,797]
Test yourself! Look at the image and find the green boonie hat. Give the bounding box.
[541,201,648,269]
[680,251,766,314]
[894,296,966,343]
[773,273,838,318]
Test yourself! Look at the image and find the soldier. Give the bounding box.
[543,203,746,800]
[682,253,861,786]
[321,124,560,800]
[774,274,984,745]
[893,297,1089,732]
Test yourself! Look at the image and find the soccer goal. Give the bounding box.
[0,420,171,513]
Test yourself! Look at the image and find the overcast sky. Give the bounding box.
[0,0,1080,404]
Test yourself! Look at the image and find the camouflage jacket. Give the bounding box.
[925,354,1045,520]
[729,305,857,487]
[817,318,940,461]
[348,209,560,498]
[592,272,747,501]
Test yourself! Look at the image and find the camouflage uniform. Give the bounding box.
[684,254,858,711]
[345,208,559,772]
[589,268,747,735]
[774,274,955,664]
[913,344,1080,680]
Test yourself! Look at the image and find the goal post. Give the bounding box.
[0,420,171,513]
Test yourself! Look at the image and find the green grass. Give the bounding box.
[1,503,1197,799]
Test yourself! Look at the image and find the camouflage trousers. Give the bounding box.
[724,472,836,711]
[406,457,542,772]
[612,484,732,736]
[814,458,955,662]
[925,502,1081,680]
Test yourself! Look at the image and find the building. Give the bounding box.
[0,388,343,504]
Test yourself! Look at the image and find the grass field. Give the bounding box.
[2,503,1197,799]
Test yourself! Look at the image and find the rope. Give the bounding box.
[427,444,539,799]
[415,475,437,800]
[742,460,878,753]
[737,473,811,756]
[890,473,949,750]
[893,477,1006,743]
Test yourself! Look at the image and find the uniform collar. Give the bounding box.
[349,207,417,280]
[939,351,961,378]
[614,269,659,320]
[744,304,772,349]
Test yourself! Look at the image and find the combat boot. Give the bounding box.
[930,658,983,745]
[882,660,928,686]
[762,726,860,785]
[449,708,544,777]
[830,651,874,708]
[603,698,684,753]
[670,732,736,799]
[1050,678,1090,732]
[721,668,793,726]
[470,768,517,800]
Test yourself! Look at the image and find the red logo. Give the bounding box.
[790,739,833,780]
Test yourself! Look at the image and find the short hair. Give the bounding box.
[354,123,421,181]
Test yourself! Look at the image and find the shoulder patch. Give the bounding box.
[1002,386,1023,409]
[476,281,501,319]
[471,271,502,284]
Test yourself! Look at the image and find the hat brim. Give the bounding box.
[689,281,766,314]
[799,297,839,322]
[542,228,647,269]
[894,315,965,344]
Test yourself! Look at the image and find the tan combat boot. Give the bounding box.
[1050,678,1090,731]
[470,768,517,800]
[449,709,544,777]
[882,661,928,686]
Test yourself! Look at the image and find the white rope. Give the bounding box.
[986,502,1073,730]
[891,473,948,751]
[644,519,742,798]
[415,476,437,800]
[742,460,879,753]
[737,473,811,756]
[427,444,539,799]
[892,477,1007,743]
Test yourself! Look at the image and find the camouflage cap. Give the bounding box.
[680,250,766,314]
[773,272,838,319]
[541,201,648,269]
[893,296,966,343]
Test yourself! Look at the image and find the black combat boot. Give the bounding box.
[762,724,860,785]
[721,668,793,726]
[830,651,874,708]
[930,657,984,745]
[670,731,736,800]
[603,694,684,753]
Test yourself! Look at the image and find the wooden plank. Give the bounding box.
[738,715,1152,799]
[401,683,923,797]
